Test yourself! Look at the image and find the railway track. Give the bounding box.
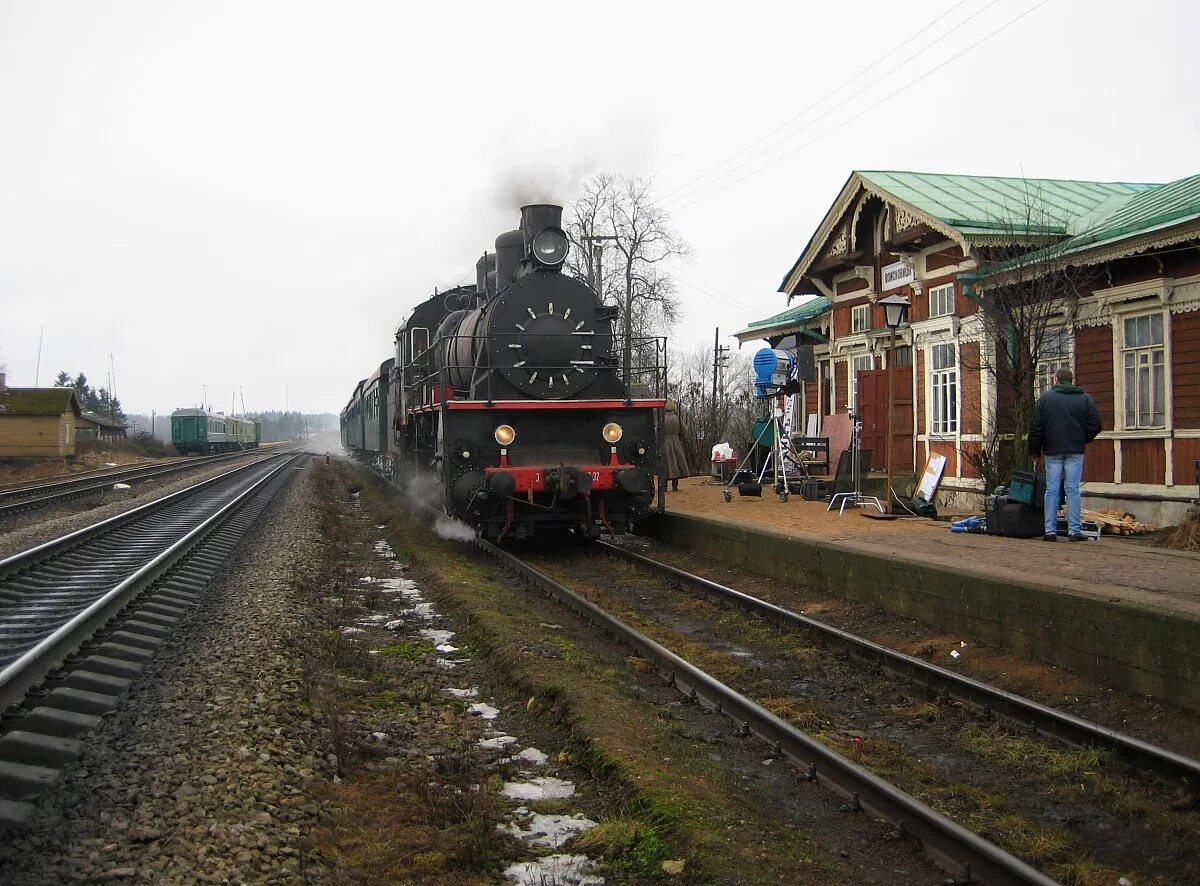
[355,461,1198,883]
[478,537,1058,886]
[0,450,307,828]
[596,540,1200,791]
[0,449,277,520]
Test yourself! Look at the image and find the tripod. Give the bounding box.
[724,405,804,503]
[827,411,883,515]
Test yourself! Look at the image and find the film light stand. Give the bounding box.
[826,409,883,516]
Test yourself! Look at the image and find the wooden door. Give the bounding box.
[857,366,914,472]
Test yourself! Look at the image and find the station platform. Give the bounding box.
[645,477,1200,713]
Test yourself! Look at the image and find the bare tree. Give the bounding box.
[668,344,757,472]
[565,175,690,387]
[961,187,1099,491]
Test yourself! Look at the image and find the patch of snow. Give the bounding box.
[479,734,518,750]
[444,687,478,698]
[516,747,549,766]
[504,812,598,849]
[503,854,602,885]
[373,540,394,557]
[468,702,499,720]
[370,732,387,741]
[384,619,405,631]
[408,603,436,619]
[359,614,388,624]
[341,627,367,636]
[436,643,458,653]
[501,776,576,801]
[112,483,132,490]
[420,628,455,646]
[435,658,457,669]
[105,462,119,467]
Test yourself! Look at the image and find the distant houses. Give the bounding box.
[0,371,83,457]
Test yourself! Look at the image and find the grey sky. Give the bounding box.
[2,0,1198,415]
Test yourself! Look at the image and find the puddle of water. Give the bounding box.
[501,776,576,801]
[504,810,599,850]
[503,854,603,885]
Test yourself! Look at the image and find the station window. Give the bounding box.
[851,304,871,334]
[850,354,873,411]
[1036,326,1072,394]
[930,343,957,435]
[929,283,955,319]
[1121,312,1165,429]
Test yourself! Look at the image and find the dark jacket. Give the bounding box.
[1028,384,1102,457]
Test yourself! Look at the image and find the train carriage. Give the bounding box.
[344,203,666,542]
[171,408,261,454]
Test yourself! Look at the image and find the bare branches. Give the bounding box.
[565,174,690,383]
[962,183,1100,490]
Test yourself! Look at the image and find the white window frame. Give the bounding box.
[1036,326,1073,395]
[929,343,958,435]
[1120,311,1166,430]
[929,283,955,319]
[851,303,871,334]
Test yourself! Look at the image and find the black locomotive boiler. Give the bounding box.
[341,204,667,541]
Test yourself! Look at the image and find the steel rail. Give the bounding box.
[0,452,304,710]
[0,453,292,582]
[477,538,1058,886]
[598,541,1200,791]
[0,450,267,519]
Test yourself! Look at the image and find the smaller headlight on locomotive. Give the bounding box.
[494,424,516,446]
[602,422,623,443]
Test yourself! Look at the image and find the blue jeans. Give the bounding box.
[1043,453,1084,536]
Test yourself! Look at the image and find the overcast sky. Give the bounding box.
[2,0,1198,415]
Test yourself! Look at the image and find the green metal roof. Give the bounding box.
[735,296,830,340]
[858,171,1158,236]
[980,173,1200,277]
[0,387,81,416]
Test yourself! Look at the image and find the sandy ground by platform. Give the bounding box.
[665,476,1200,619]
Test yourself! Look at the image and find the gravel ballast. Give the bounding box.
[0,460,335,885]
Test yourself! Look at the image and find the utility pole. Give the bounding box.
[579,234,617,294]
[202,384,207,411]
[711,328,729,404]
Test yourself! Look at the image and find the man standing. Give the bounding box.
[1028,367,1102,541]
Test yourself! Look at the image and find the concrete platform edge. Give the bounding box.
[643,512,1200,713]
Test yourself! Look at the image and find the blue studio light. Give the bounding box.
[752,348,796,399]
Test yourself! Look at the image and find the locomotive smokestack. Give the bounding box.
[520,204,563,244]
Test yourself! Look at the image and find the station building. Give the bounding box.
[0,372,83,458]
[737,170,1200,523]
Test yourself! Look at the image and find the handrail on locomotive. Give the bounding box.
[401,331,668,414]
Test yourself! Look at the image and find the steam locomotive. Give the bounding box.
[340,204,666,541]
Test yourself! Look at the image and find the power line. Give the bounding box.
[673,266,763,315]
[670,0,1053,214]
[659,0,980,207]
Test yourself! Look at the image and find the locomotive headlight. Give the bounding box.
[602,422,623,444]
[494,424,516,446]
[531,228,568,266]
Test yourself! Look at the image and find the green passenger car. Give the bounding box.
[171,408,262,455]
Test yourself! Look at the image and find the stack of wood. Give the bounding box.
[1081,507,1156,536]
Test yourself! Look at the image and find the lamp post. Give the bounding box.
[878,294,911,513]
